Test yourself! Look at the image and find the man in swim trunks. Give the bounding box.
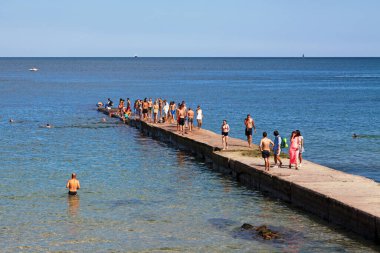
[260,132,274,171]
[66,173,80,196]
[178,104,186,135]
[142,98,149,120]
[187,107,194,132]
[244,114,256,148]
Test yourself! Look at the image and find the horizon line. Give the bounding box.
[1,56,380,58]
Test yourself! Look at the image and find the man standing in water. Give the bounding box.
[244,114,256,148]
[260,132,274,171]
[66,173,80,196]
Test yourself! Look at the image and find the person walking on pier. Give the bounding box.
[221,120,230,150]
[289,131,300,170]
[196,105,203,129]
[273,130,283,168]
[66,173,80,196]
[260,132,274,171]
[244,114,256,148]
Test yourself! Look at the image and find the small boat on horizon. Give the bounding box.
[29,67,39,72]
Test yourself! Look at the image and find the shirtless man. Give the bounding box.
[148,98,153,120]
[66,173,80,196]
[178,104,186,135]
[259,132,274,171]
[244,114,256,148]
[142,98,149,120]
[187,107,194,132]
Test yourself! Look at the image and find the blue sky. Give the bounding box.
[0,0,379,57]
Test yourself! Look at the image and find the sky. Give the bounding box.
[0,0,379,57]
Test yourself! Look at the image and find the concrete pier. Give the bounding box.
[98,108,380,243]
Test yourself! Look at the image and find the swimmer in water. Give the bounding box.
[9,119,14,123]
[101,117,106,122]
[352,133,358,138]
[46,124,52,128]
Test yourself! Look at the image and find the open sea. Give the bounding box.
[0,57,379,252]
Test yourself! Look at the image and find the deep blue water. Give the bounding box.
[0,58,379,252]
[1,57,379,181]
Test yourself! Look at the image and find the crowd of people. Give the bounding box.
[99,97,205,134]
[98,97,305,174]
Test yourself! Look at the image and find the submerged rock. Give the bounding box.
[241,223,254,230]
[240,223,280,240]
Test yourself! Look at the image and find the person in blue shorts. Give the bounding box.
[273,130,283,168]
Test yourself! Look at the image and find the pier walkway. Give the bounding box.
[98,108,380,243]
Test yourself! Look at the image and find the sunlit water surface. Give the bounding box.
[0,58,379,252]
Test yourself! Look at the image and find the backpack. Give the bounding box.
[281,137,288,148]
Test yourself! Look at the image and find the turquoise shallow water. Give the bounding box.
[0,58,379,252]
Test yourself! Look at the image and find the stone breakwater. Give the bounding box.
[98,108,380,243]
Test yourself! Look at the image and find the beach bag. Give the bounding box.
[281,137,288,148]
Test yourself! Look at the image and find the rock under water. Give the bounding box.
[241,223,280,240]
